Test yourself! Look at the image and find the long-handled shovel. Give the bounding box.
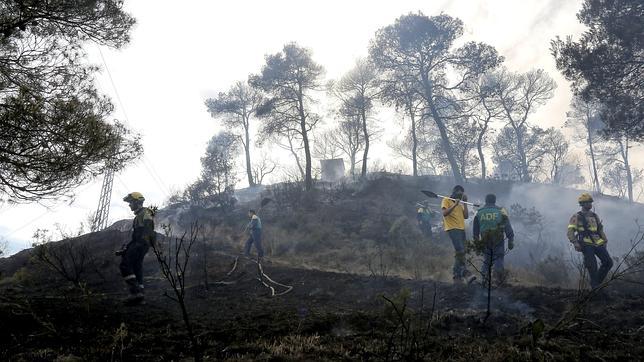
[421,190,481,208]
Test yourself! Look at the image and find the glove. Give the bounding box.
[508,240,514,250]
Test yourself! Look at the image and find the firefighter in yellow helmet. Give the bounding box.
[117,192,156,305]
[567,193,613,289]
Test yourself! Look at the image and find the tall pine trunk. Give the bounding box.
[477,123,488,180]
[361,108,369,178]
[422,75,464,184]
[408,100,419,177]
[243,123,254,186]
[297,86,313,191]
[587,128,601,193]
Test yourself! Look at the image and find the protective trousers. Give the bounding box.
[119,242,149,295]
[420,221,433,237]
[244,232,264,258]
[481,239,505,283]
[581,243,613,288]
[447,229,468,279]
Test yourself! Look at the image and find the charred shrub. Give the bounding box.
[31,230,103,288]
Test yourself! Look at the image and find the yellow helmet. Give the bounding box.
[578,193,593,203]
[123,192,145,203]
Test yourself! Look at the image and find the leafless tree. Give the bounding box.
[388,127,440,176]
[380,71,426,176]
[205,81,265,186]
[329,58,380,178]
[540,128,573,184]
[312,130,343,160]
[597,134,640,202]
[251,154,277,185]
[327,117,365,179]
[494,68,557,182]
[152,223,202,362]
[442,117,480,180]
[492,126,551,182]
[31,226,102,288]
[260,130,306,181]
[467,226,512,323]
[565,96,605,192]
[381,285,438,360]
[465,73,504,179]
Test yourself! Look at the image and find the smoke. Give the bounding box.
[502,183,644,261]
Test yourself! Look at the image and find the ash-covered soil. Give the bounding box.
[1,249,643,361]
[2,176,644,360]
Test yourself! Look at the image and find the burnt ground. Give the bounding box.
[2,176,644,361]
[1,249,643,361]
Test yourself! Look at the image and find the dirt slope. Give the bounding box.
[1,176,643,360]
[1,244,643,361]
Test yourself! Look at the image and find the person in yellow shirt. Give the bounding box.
[442,185,476,284]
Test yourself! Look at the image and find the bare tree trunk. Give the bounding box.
[408,101,419,177]
[514,125,530,182]
[361,109,370,178]
[587,126,601,193]
[477,124,488,180]
[243,122,255,187]
[620,139,634,202]
[422,76,464,184]
[485,246,493,323]
[297,88,313,191]
[286,135,305,180]
[350,153,356,179]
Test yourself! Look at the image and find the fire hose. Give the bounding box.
[214,255,293,297]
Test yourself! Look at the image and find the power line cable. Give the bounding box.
[96,46,171,198]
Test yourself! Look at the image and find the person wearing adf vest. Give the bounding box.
[473,194,514,285]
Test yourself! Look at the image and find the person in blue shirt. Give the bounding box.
[473,194,514,285]
[244,209,264,260]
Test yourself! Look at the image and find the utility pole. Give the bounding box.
[91,167,115,232]
[91,126,120,233]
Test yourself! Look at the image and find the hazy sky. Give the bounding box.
[1,0,640,255]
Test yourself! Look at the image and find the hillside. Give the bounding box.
[1,175,643,360]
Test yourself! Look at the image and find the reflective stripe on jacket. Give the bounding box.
[132,207,156,246]
[567,212,605,245]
